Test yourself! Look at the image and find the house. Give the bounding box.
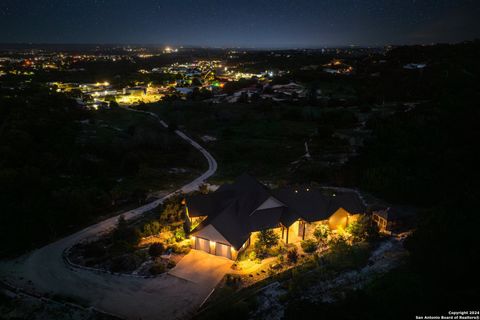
[372,206,417,233]
[184,174,365,260]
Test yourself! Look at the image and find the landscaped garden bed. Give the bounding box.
[201,214,382,315]
[67,195,192,276]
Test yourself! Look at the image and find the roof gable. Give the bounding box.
[253,196,285,213]
[192,224,231,245]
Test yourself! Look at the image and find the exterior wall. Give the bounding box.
[304,220,327,239]
[328,208,350,230]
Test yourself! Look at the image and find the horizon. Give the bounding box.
[0,40,476,51]
[1,0,479,47]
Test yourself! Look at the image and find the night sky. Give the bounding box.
[0,0,479,48]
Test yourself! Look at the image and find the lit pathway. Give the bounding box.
[0,110,218,320]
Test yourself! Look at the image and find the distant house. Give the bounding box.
[184,174,365,260]
[372,206,417,233]
[403,63,427,70]
[123,87,146,96]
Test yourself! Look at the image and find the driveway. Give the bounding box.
[0,111,218,320]
[169,250,233,286]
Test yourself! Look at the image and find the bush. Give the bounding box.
[148,243,165,258]
[149,263,166,275]
[168,243,191,254]
[346,215,379,243]
[174,228,186,241]
[277,254,285,264]
[167,260,176,269]
[313,224,331,243]
[225,274,241,287]
[287,248,299,264]
[301,239,318,253]
[249,251,257,261]
[255,229,280,255]
[142,221,161,237]
[325,240,370,271]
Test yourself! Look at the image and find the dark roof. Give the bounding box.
[187,174,366,249]
[189,173,272,249]
[273,187,331,222]
[273,187,366,222]
[329,192,366,215]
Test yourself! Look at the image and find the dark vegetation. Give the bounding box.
[194,41,480,319]
[283,42,480,318]
[69,195,189,274]
[0,85,203,256]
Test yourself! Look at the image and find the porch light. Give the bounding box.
[190,236,196,241]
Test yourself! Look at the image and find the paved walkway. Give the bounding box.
[169,250,233,286]
[0,111,218,320]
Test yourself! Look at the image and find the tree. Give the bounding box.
[346,215,379,242]
[113,216,141,246]
[257,229,279,249]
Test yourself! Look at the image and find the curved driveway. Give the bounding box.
[0,111,218,320]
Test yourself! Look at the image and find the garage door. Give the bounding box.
[215,242,232,259]
[195,237,210,253]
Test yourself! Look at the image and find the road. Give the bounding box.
[0,110,218,320]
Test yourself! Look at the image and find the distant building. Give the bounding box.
[403,63,427,70]
[372,206,417,233]
[123,87,146,96]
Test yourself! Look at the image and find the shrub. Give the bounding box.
[161,195,184,222]
[301,239,318,253]
[277,254,285,264]
[167,260,176,269]
[174,228,186,241]
[287,248,299,264]
[225,274,241,287]
[346,215,380,242]
[255,229,280,255]
[313,224,331,243]
[142,221,161,237]
[149,263,166,275]
[249,251,257,261]
[148,243,165,258]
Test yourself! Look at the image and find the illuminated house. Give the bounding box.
[184,174,365,260]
